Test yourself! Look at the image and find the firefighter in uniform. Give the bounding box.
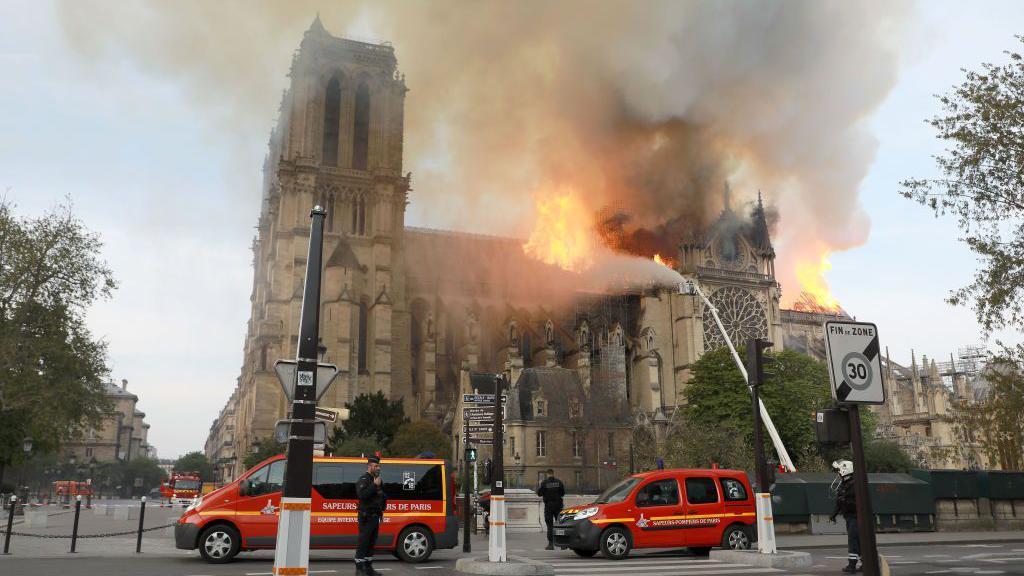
[536,468,565,550]
[830,460,859,573]
[355,456,386,576]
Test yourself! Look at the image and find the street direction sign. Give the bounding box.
[274,360,340,402]
[314,407,350,423]
[463,394,507,405]
[463,407,504,420]
[824,321,885,404]
[467,424,505,433]
[464,436,493,445]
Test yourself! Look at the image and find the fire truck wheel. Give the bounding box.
[599,526,631,560]
[396,525,434,563]
[199,524,241,563]
[721,524,751,550]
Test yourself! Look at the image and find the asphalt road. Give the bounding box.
[3,528,1024,576]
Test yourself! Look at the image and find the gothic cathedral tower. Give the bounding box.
[234,17,411,471]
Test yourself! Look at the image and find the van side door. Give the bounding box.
[681,476,724,546]
[235,459,285,548]
[310,461,362,548]
[632,478,685,548]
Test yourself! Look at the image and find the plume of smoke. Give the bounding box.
[57,0,909,302]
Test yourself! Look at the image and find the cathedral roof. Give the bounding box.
[702,184,774,256]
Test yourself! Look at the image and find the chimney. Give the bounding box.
[121,379,128,390]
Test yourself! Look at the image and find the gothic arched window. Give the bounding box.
[322,77,341,167]
[353,82,371,170]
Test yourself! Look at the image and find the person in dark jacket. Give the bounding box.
[536,469,565,550]
[830,460,859,573]
[355,456,386,576]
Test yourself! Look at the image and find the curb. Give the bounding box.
[711,549,812,569]
[456,555,555,575]
[783,536,1024,550]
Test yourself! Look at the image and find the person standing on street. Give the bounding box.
[536,468,565,550]
[830,460,859,573]
[355,456,387,576]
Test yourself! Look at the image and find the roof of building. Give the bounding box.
[102,380,137,400]
[508,367,631,425]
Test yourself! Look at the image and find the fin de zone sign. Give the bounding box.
[824,321,886,405]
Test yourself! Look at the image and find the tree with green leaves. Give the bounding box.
[950,349,1024,470]
[0,199,116,489]
[242,437,285,471]
[388,420,452,460]
[121,457,167,497]
[333,436,381,458]
[682,346,833,470]
[900,36,1024,334]
[329,391,409,448]
[174,451,214,481]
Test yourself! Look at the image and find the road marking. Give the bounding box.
[416,568,443,570]
[551,559,723,567]
[552,569,783,576]
[557,561,749,569]
[924,555,951,558]
[309,571,338,574]
[890,561,919,565]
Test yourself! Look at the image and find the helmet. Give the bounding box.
[832,460,853,477]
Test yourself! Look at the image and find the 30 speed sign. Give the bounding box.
[824,321,886,404]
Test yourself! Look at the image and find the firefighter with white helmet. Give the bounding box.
[830,460,859,572]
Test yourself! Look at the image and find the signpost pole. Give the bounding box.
[463,437,472,553]
[848,405,879,576]
[747,338,777,554]
[488,375,506,562]
[272,206,326,576]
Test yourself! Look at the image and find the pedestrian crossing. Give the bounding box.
[540,556,786,576]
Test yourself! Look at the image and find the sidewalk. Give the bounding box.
[779,530,1024,549]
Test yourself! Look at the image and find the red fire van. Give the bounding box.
[553,468,756,559]
[175,455,458,563]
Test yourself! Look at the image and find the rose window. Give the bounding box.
[702,287,768,350]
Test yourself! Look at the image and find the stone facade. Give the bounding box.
[876,349,992,469]
[62,379,154,465]
[204,389,237,483]
[220,20,931,479]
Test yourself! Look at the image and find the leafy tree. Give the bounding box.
[121,457,167,497]
[900,36,1024,333]
[242,436,285,471]
[951,349,1024,470]
[331,392,409,447]
[863,439,915,473]
[0,199,116,488]
[683,346,833,469]
[388,420,452,460]
[334,436,382,458]
[174,451,214,481]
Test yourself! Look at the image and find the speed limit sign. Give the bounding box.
[824,321,885,404]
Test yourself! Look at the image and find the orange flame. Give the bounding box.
[523,189,595,271]
[653,253,676,269]
[793,253,843,313]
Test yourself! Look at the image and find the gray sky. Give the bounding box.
[2,1,1022,459]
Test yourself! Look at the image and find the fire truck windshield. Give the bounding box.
[175,480,200,491]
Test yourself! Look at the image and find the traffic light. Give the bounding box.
[482,458,494,485]
[466,446,477,462]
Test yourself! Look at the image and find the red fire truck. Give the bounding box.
[161,471,202,506]
[53,480,95,506]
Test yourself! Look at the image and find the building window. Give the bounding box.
[538,471,546,484]
[536,430,546,457]
[350,196,368,236]
[535,399,546,417]
[85,447,93,458]
[569,400,581,419]
[358,297,369,373]
[352,82,370,170]
[572,432,581,458]
[607,433,615,457]
[322,77,341,167]
[574,470,582,490]
[509,436,516,458]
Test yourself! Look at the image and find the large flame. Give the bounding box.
[523,189,596,272]
[653,253,677,269]
[792,253,843,313]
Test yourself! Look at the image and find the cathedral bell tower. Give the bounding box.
[235,16,411,469]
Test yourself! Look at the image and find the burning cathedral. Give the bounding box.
[218,20,846,485]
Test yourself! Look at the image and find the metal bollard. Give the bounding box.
[135,497,146,553]
[70,495,81,553]
[3,495,15,554]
